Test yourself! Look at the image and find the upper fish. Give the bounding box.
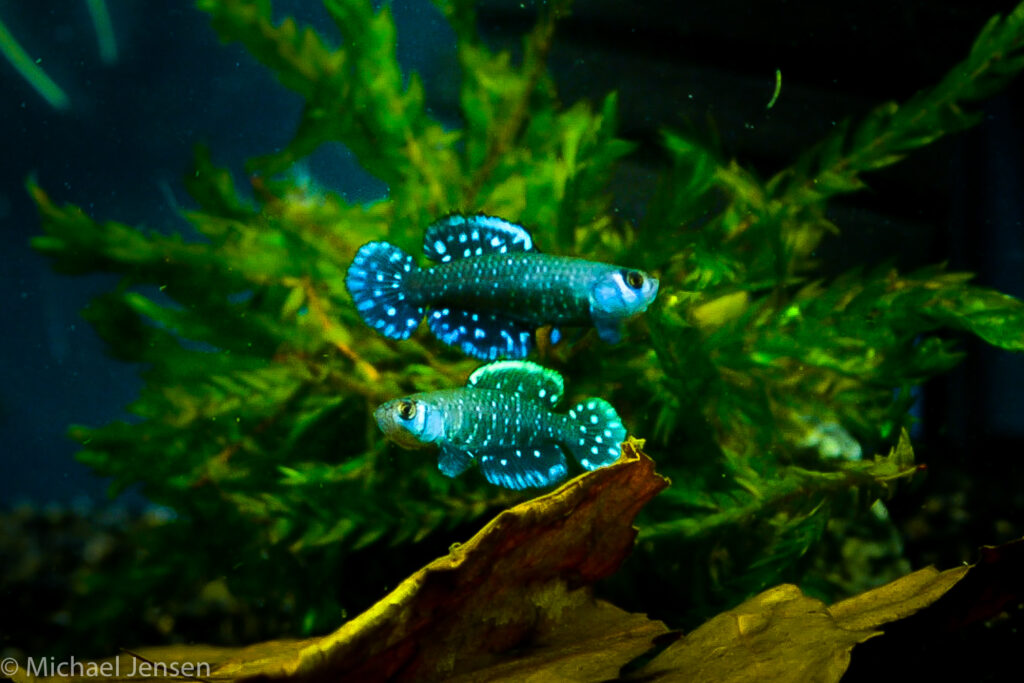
[345,214,659,359]
[374,360,627,490]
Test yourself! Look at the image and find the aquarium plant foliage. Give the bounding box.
[29,0,1024,644]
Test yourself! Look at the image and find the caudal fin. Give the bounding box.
[345,241,424,339]
[565,398,626,470]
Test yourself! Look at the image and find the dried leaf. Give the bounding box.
[828,565,968,631]
[12,439,668,683]
[841,537,1024,681]
[9,444,1023,683]
[628,537,1024,682]
[632,584,877,682]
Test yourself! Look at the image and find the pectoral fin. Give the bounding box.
[592,316,624,343]
[438,444,475,478]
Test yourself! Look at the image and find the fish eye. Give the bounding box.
[397,400,417,420]
[624,270,645,290]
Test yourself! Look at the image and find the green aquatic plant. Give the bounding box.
[29,0,1024,648]
[0,0,117,110]
[0,17,70,109]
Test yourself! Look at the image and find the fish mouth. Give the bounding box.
[647,277,660,305]
[373,403,391,431]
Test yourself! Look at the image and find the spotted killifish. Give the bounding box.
[345,214,659,360]
[374,360,627,490]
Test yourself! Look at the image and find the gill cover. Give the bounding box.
[589,269,659,341]
[374,397,446,449]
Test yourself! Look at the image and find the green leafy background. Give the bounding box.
[24,0,1024,654]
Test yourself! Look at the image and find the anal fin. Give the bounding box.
[478,445,568,490]
[428,308,534,360]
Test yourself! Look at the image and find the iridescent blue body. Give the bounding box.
[346,214,659,359]
[374,361,626,490]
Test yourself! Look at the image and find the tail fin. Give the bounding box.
[565,398,627,470]
[345,241,424,339]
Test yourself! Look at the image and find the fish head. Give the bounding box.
[590,268,660,319]
[374,396,446,449]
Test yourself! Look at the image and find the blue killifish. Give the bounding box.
[345,214,659,359]
[374,360,627,490]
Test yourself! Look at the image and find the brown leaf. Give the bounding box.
[632,584,878,683]
[13,439,1019,683]
[828,565,968,632]
[12,439,669,683]
[630,538,1024,682]
[841,537,1024,682]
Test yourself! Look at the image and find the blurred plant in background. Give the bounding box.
[0,0,118,110]
[24,0,1024,653]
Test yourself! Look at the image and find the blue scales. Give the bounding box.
[345,214,659,359]
[373,360,627,490]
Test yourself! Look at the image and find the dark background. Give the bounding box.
[2,0,1022,551]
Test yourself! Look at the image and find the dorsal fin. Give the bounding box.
[423,214,537,263]
[467,360,564,408]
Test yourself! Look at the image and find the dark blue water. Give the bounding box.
[0,0,451,503]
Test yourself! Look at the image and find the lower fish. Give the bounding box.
[374,360,627,490]
[345,214,659,360]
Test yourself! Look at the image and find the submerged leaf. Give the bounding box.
[9,448,1023,683]
[627,536,1024,682]
[633,584,877,682]
[14,440,668,683]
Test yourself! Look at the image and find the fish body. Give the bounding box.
[346,214,659,359]
[374,360,626,490]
